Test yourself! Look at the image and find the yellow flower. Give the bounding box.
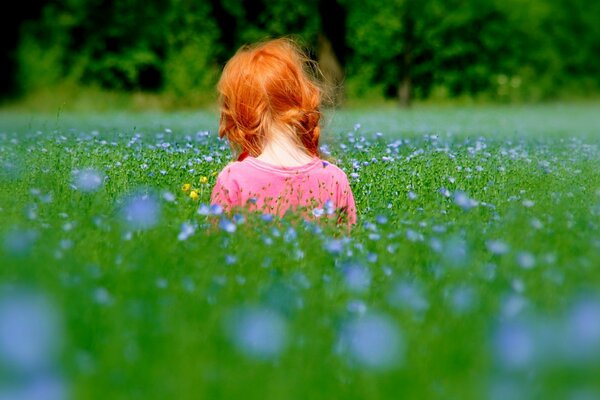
[189,190,199,200]
[182,183,191,192]
[211,171,217,177]
[199,176,208,184]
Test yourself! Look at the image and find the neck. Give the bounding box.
[256,128,315,167]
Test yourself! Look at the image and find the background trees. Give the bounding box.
[3,0,599,107]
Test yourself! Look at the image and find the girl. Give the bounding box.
[210,38,356,227]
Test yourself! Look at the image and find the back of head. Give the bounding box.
[218,38,322,158]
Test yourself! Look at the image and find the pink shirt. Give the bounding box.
[210,156,357,225]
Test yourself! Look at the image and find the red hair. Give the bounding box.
[217,38,322,159]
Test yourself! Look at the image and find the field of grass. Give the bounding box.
[1,103,600,399]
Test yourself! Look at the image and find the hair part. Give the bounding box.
[218,37,323,158]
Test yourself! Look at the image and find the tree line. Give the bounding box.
[3,0,599,107]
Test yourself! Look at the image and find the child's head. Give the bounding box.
[217,38,322,158]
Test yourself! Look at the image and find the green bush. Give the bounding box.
[17,33,64,94]
[163,39,220,106]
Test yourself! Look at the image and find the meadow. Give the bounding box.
[1,103,600,399]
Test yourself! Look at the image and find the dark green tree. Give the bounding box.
[10,0,600,105]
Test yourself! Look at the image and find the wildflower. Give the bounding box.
[0,287,63,371]
[225,255,237,265]
[522,199,535,208]
[181,277,195,293]
[438,187,451,198]
[210,204,224,216]
[261,213,274,222]
[189,190,199,200]
[517,251,536,269]
[347,299,368,315]
[446,285,477,315]
[181,183,191,192]
[312,208,324,218]
[219,217,236,233]
[121,193,161,230]
[342,263,372,294]
[159,190,175,203]
[454,190,478,211]
[494,320,535,370]
[337,312,404,370]
[225,306,288,360]
[178,222,195,241]
[501,294,529,319]
[93,287,113,306]
[324,199,335,215]
[376,215,388,224]
[566,296,600,360]
[156,278,168,289]
[443,235,469,267]
[3,229,38,256]
[388,280,430,316]
[200,176,208,184]
[198,204,210,216]
[486,240,510,255]
[72,168,104,192]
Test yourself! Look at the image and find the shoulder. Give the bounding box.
[315,159,351,182]
[215,159,265,188]
[214,161,244,188]
[216,160,246,179]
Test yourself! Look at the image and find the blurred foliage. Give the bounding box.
[5,0,600,107]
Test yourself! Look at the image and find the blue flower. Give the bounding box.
[219,217,236,233]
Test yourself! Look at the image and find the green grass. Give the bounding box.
[1,103,600,399]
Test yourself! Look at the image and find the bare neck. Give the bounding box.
[256,130,315,167]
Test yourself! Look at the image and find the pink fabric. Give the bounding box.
[210,156,357,225]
